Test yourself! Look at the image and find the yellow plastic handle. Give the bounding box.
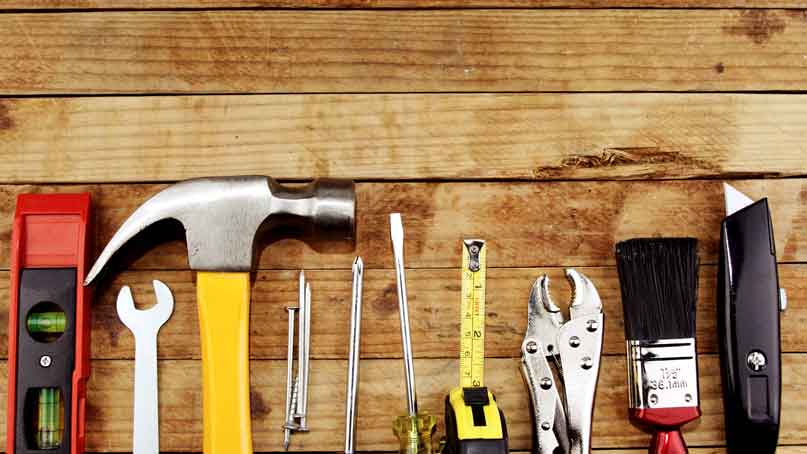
[197,272,253,454]
[393,414,437,454]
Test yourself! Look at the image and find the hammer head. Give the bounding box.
[85,176,355,284]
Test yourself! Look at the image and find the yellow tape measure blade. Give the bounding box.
[460,239,486,388]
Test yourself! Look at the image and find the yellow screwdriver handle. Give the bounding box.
[197,272,253,454]
[393,414,437,454]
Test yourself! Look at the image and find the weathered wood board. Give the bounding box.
[1,354,807,451]
[1,180,806,271]
[1,264,806,361]
[3,0,807,452]
[5,0,807,8]
[1,94,807,183]
[3,10,807,94]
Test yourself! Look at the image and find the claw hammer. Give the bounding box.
[83,176,356,454]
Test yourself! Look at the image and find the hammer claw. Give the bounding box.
[85,177,356,285]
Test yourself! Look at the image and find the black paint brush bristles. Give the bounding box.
[617,238,701,454]
[616,238,699,341]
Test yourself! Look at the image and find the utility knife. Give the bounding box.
[718,183,785,453]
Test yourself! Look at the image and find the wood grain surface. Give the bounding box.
[3,10,807,94]
[5,0,807,9]
[1,94,806,183]
[1,355,806,451]
[2,180,806,270]
[3,1,807,453]
[1,264,805,361]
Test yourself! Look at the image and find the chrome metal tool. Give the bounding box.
[390,213,436,454]
[283,305,299,451]
[391,214,418,417]
[296,271,312,430]
[283,271,312,450]
[345,257,364,454]
[117,280,174,454]
[520,269,603,454]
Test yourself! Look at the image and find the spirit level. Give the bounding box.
[7,193,92,454]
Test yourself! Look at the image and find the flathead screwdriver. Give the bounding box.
[390,213,436,454]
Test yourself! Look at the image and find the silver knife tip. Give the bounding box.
[724,183,755,216]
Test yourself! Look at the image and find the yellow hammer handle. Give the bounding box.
[197,272,253,454]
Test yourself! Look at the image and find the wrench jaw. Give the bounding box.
[150,280,176,326]
[116,281,175,331]
[116,286,137,331]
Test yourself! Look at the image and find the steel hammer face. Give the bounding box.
[84,176,356,454]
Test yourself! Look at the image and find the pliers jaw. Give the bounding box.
[520,269,604,454]
[566,269,602,320]
[525,274,565,361]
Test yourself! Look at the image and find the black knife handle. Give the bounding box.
[718,197,781,453]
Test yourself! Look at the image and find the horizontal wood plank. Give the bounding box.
[1,180,805,271]
[3,10,807,94]
[2,264,805,360]
[3,451,803,454]
[2,94,807,183]
[592,450,807,454]
[1,355,806,451]
[0,450,801,454]
[6,0,807,9]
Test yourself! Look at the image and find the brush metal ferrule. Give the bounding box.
[627,338,699,410]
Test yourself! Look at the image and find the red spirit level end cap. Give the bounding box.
[14,193,92,268]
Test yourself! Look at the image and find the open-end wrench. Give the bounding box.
[117,280,174,454]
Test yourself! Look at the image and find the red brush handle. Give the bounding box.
[650,428,688,454]
[631,407,698,454]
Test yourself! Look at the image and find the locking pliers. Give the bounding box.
[520,269,604,454]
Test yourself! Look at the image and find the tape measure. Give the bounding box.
[443,240,508,454]
[460,239,486,388]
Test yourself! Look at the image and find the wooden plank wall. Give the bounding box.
[1,1,806,453]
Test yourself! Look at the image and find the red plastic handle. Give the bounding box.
[650,428,688,454]
[631,407,698,454]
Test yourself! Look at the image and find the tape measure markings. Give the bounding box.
[460,239,486,389]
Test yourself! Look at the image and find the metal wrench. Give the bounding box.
[117,280,174,454]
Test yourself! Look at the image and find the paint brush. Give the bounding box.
[616,238,700,454]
